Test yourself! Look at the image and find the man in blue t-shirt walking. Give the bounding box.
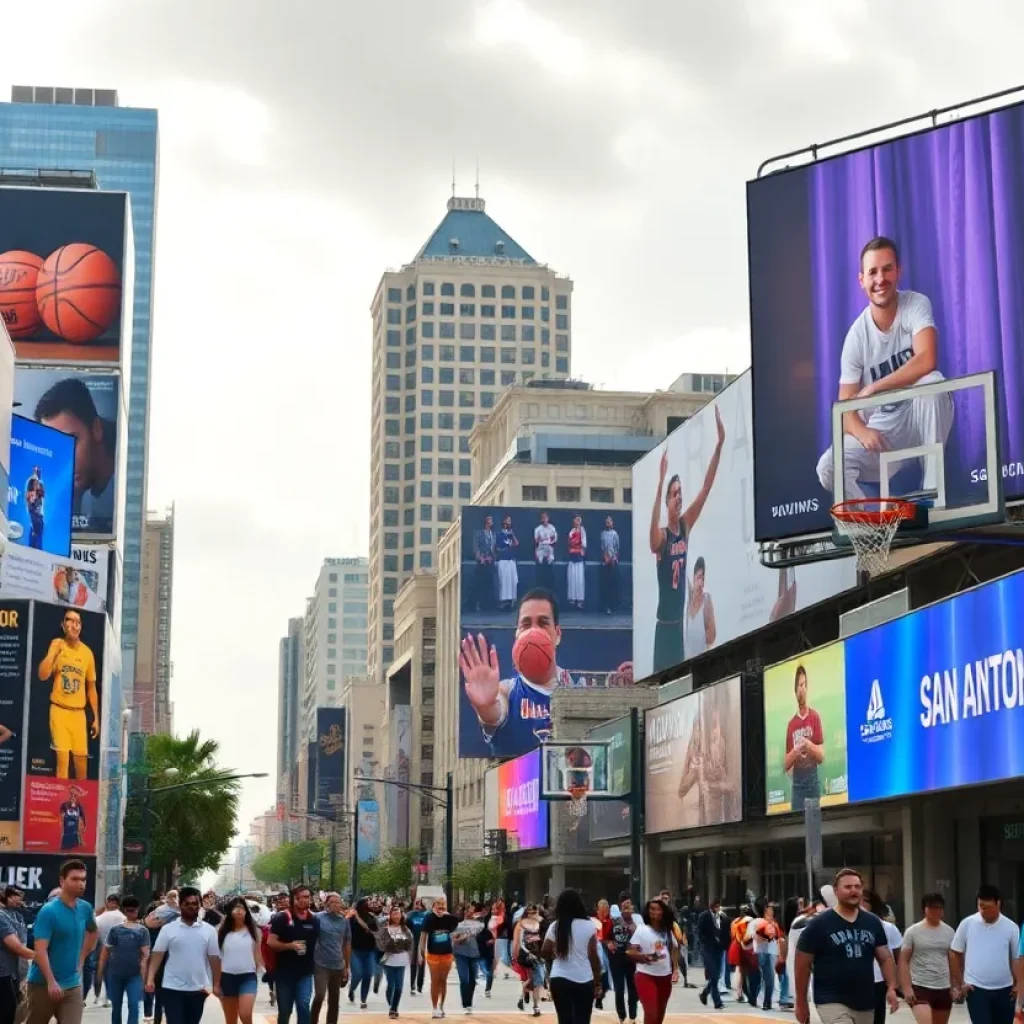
[26,858,97,1024]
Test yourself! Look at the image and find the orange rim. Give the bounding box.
[831,497,916,525]
[568,784,588,801]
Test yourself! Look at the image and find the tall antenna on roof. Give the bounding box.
[451,159,456,199]
[475,158,480,199]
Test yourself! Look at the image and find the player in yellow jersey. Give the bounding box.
[37,609,99,779]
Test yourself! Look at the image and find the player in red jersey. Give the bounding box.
[784,664,825,812]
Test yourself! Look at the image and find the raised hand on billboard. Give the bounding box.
[715,405,725,446]
[460,634,503,726]
[659,446,669,482]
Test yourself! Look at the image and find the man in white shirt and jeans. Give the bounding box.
[146,887,221,1024]
[93,894,126,1007]
[816,236,954,500]
[949,883,1019,1024]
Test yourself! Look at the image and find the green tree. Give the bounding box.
[359,848,415,896]
[250,840,334,887]
[450,858,505,901]
[145,731,240,890]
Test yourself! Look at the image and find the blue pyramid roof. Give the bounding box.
[415,197,536,264]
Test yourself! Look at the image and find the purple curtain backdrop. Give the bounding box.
[808,104,1024,478]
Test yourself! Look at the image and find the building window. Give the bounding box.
[383,577,398,595]
[521,285,535,300]
[541,306,550,322]
[439,413,454,429]
[386,329,400,347]
[403,530,414,547]
[501,285,515,299]
[384,419,400,436]
[384,464,399,481]
[420,435,433,452]
[404,394,416,412]
[480,324,496,341]
[522,325,535,342]
[420,389,433,406]
[439,367,455,385]
[420,527,432,544]
[439,322,455,338]
[458,282,474,297]
[481,391,495,408]
[385,397,400,415]
[438,458,454,475]
[385,441,400,459]
[556,314,569,329]
[404,484,415,501]
[422,343,434,360]
[403,506,413,525]
[386,352,401,369]
[388,287,402,302]
[522,348,535,364]
[438,481,453,498]
[556,335,569,352]
[481,304,495,318]
[459,323,475,341]
[556,486,580,503]
[459,303,475,317]
[459,391,474,407]
[501,370,516,386]
[500,347,516,364]
[590,487,614,503]
[422,302,435,316]
[440,302,454,316]
[438,506,455,522]
[420,504,433,521]
[440,345,455,362]
[387,308,401,324]
[384,532,399,550]
[623,487,633,504]
[386,375,401,392]
[438,436,454,453]
[480,346,495,363]
[403,553,413,571]
[459,458,472,476]
[556,294,568,309]
[383,555,398,572]
[383,508,398,526]
[457,345,474,363]
[556,357,569,373]
[501,305,516,319]
[421,366,434,384]
[459,367,475,384]
[423,281,435,296]
[523,485,548,501]
[439,390,454,407]
[522,305,535,319]
[420,457,433,474]
[542,328,550,343]
[384,486,399,503]
[405,348,417,367]
[419,551,433,568]
[420,412,433,428]
[459,482,472,499]
[421,322,435,338]
[420,480,432,497]
[481,284,496,298]
[501,325,516,342]
[541,351,550,368]
[406,305,416,322]
[459,413,475,430]
[441,282,455,296]
[541,286,549,300]
[480,369,495,386]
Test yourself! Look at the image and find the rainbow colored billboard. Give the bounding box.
[486,747,548,853]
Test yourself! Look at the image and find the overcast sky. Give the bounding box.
[4,0,1023,856]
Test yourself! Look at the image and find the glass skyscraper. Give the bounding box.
[0,88,159,667]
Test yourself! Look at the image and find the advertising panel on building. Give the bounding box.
[0,601,29,850]
[845,568,1024,803]
[764,644,849,816]
[0,542,110,613]
[14,368,121,538]
[357,799,381,863]
[587,715,631,843]
[22,602,104,855]
[485,747,548,853]
[748,99,1024,541]
[386,705,411,850]
[645,676,742,834]
[632,373,855,681]
[459,503,634,757]
[0,325,14,546]
[0,187,130,365]
[315,707,345,819]
[7,415,75,557]
[0,853,96,922]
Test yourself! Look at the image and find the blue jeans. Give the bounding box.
[384,966,406,1012]
[965,986,1015,1024]
[349,950,377,1004]
[276,973,313,1024]
[107,974,143,1024]
[454,956,478,1009]
[757,952,775,1009]
[82,950,98,998]
[477,956,494,993]
[779,965,791,1005]
[701,948,723,1009]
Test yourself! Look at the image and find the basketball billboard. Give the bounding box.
[0,601,30,851]
[7,415,75,557]
[314,707,345,820]
[459,504,634,758]
[644,675,742,835]
[749,99,1024,542]
[631,373,856,681]
[0,542,111,614]
[0,188,131,365]
[14,369,122,538]
[484,747,548,853]
[763,644,849,816]
[0,326,13,547]
[587,715,632,843]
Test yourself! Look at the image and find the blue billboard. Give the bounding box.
[315,707,345,820]
[7,414,74,557]
[357,799,380,863]
[845,570,1024,802]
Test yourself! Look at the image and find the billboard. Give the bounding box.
[632,373,856,680]
[0,188,129,364]
[487,747,548,853]
[845,568,1024,802]
[764,643,849,816]
[459,504,634,757]
[385,705,411,851]
[0,542,110,613]
[0,328,13,545]
[14,369,121,538]
[315,707,345,819]
[23,603,104,856]
[0,601,29,850]
[8,415,75,556]
[749,100,1024,541]
[588,715,632,843]
[644,675,742,834]
[0,853,96,924]
[357,799,380,863]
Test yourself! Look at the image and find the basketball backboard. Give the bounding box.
[540,741,613,801]
[830,371,1002,548]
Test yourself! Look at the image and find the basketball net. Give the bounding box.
[830,497,916,577]
[567,769,592,832]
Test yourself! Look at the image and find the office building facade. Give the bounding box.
[277,616,304,816]
[135,506,175,734]
[368,194,572,681]
[0,86,159,670]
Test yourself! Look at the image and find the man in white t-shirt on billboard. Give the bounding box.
[816,236,954,499]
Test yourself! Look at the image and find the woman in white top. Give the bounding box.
[217,898,264,1024]
[627,899,679,1024]
[863,889,902,1024]
[684,557,716,657]
[541,890,602,1024]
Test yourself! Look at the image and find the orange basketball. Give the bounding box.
[0,250,44,338]
[36,243,121,344]
[512,626,556,685]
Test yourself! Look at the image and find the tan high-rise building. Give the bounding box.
[135,506,174,734]
[367,195,573,683]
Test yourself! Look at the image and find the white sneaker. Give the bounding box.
[432,1011,442,1020]
[103,1000,111,1008]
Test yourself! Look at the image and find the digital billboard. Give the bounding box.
[8,414,75,556]
[0,542,110,613]
[459,504,634,758]
[0,854,96,924]
[357,800,381,863]
[845,568,1024,802]
[14,369,121,538]
[0,601,29,850]
[489,748,548,853]
[588,715,631,843]
[385,705,411,851]
[0,327,13,546]
[315,707,345,819]
[632,373,856,681]
[749,100,1024,541]
[0,188,129,364]
[764,644,849,816]
[645,676,742,834]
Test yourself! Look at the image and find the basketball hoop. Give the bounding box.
[831,497,917,576]
[567,771,592,831]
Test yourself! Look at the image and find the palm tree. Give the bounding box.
[145,731,240,891]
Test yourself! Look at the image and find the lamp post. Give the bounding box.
[138,770,268,904]
[360,772,454,905]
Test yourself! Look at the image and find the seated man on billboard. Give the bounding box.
[816,236,953,499]
[35,377,117,533]
[460,588,574,757]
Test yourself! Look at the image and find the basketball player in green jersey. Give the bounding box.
[650,406,725,673]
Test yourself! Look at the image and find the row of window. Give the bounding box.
[383,412,483,437]
[386,345,560,370]
[382,550,435,571]
[383,435,471,459]
[520,484,634,504]
[386,328,569,348]
[388,282,569,304]
[416,303,550,320]
[382,483,473,505]
[382,366,567,406]
[383,457,472,479]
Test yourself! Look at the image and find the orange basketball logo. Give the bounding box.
[36,243,121,344]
